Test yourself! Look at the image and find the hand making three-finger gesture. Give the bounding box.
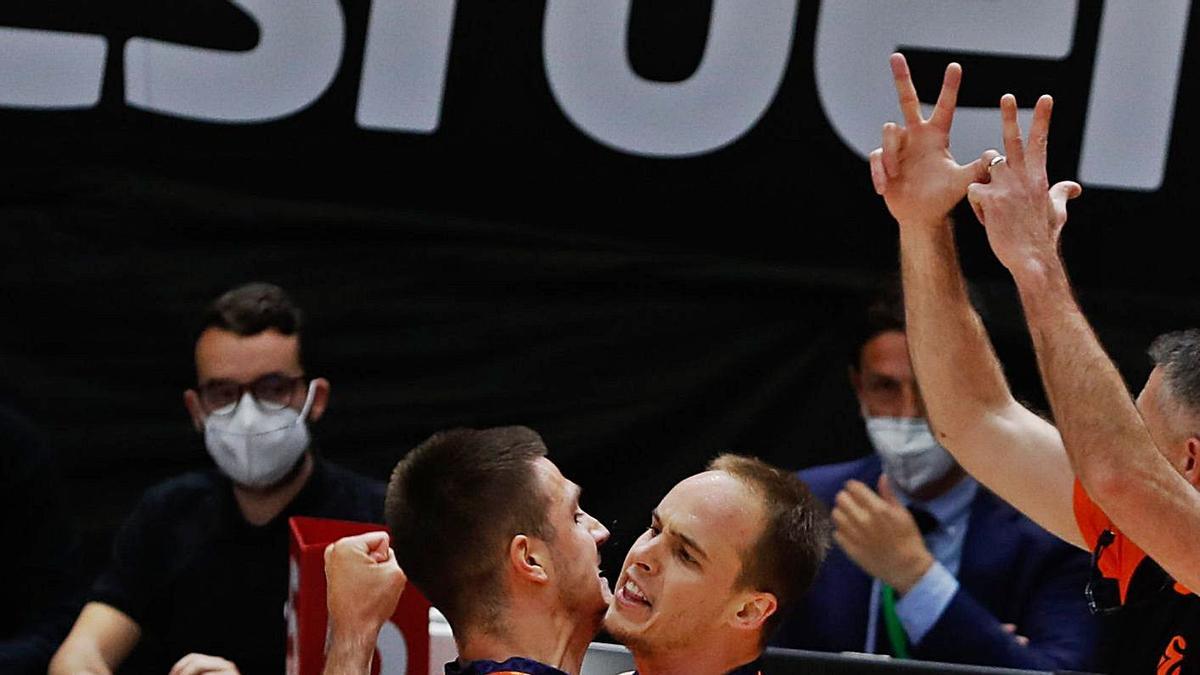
[869,53,990,228]
[966,94,1082,281]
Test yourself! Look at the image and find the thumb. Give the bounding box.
[966,183,988,226]
[363,531,392,562]
[877,474,901,505]
[1049,180,1082,207]
[964,149,1001,187]
[1048,180,1082,227]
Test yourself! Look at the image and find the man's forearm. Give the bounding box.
[322,628,376,675]
[48,643,113,675]
[899,220,1080,546]
[1010,261,1146,477]
[900,220,1013,426]
[1011,258,1200,588]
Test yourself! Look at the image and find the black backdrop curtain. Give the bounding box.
[2,1,1199,576]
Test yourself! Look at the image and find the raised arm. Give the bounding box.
[968,93,1200,591]
[874,54,1083,549]
[322,532,407,675]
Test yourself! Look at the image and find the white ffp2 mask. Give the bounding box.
[204,382,316,488]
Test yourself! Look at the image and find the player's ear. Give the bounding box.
[509,535,550,584]
[731,591,777,632]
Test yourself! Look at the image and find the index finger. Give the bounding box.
[843,479,883,506]
[890,53,923,126]
[1000,94,1025,168]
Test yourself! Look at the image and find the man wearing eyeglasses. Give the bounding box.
[51,283,385,675]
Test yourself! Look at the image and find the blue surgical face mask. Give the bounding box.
[865,416,956,495]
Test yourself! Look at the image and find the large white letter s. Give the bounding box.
[124,0,343,123]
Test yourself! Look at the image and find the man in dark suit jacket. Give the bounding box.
[773,286,1100,670]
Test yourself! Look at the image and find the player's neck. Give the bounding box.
[458,600,596,674]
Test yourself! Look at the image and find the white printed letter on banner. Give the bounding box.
[544,0,799,157]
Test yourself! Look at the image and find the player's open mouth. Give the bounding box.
[617,578,651,608]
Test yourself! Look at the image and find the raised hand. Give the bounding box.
[869,53,990,227]
[832,475,934,594]
[965,94,1082,278]
[324,531,407,641]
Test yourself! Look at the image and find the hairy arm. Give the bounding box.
[322,633,377,675]
[871,54,1082,548]
[968,92,1200,589]
[1009,260,1200,590]
[321,532,407,675]
[900,221,1081,548]
[48,602,140,675]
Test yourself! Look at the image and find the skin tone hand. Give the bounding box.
[869,53,991,228]
[965,94,1082,281]
[1002,623,1031,648]
[326,531,406,636]
[832,475,934,594]
[168,653,240,675]
[322,531,407,675]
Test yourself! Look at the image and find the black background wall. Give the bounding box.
[2,1,1198,579]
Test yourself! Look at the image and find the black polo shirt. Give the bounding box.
[90,457,384,675]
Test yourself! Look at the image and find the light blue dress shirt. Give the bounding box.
[864,476,978,652]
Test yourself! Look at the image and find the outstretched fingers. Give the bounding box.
[928,63,962,132]
[1026,95,1053,170]
[890,53,924,126]
[1000,94,1025,168]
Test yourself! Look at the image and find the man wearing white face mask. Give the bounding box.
[51,283,385,675]
[772,283,1100,670]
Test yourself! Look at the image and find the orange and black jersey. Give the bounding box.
[1075,481,1199,675]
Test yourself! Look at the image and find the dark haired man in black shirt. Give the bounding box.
[51,283,384,675]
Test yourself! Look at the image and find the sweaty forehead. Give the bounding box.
[194,327,302,382]
[659,471,763,553]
